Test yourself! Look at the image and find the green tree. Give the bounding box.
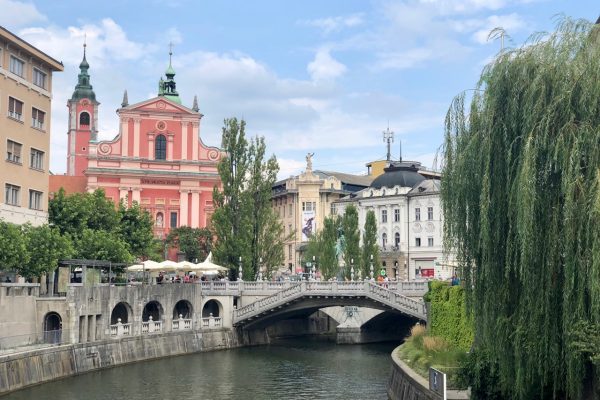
[212,118,251,277]
[319,217,339,279]
[212,118,288,280]
[441,18,600,399]
[361,209,380,278]
[21,225,73,279]
[117,201,154,259]
[77,229,132,263]
[166,226,212,262]
[0,221,29,271]
[341,204,360,278]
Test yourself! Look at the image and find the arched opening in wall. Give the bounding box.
[155,134,166,160]
[43,312,62,344]
[155,212,164,228]
[382,233,387,249]
[142,301,164,322]
[202,299,222,317]
[394,232,400,248]
[110,302,132,324]
[79,111,90,127]
[173,300,193,319]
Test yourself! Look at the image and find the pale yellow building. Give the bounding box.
[272,155,372,272]
[0,26,63,225]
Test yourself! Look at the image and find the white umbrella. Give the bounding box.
[158,260,180,271]
[127,260,162,272]
[195,252,228,272]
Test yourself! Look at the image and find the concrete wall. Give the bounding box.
[0,329,237,395]
[387,345,469,400]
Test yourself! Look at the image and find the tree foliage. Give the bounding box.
[0,221,29,271]
[361,210,380,278]
[304,216,339,279]
[117,202,154,258]
[441,18,600,399]
[341,204,360,278]
[166,226,212,262]
[21,225,73,278]
[212,118,287,279]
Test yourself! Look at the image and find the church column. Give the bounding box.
[147,133,155,160]
[180,190,189,227]
[132,187,141,204]
[133,118,141,157]
[181,121,188,160]
[121,118,129,156]
[192,122,199,160]
[191,191,200,228]
[167,133,174,161]
[119,187,128,203]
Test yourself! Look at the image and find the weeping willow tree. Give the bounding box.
[442,18,600,399]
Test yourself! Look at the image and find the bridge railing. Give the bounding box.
[235,283,303,319]
[367,283,427,318]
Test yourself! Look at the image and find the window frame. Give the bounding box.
[33,68,47,89]
[31,107,45,130]
[428,206,433,221]
[381,209,387,223]
[394,208,400,222]
[5,183,21,206]
[169,211,178,228]
[415,207,421,221]
[8,96,24,121]
[415,237,421,247]
[155,134,167,160]
[30,148,44,170]
[6,139,22,164]
[394,232,400,247]
[79,111,91,127]
[29,189,43,210]
[428,237,434,247]
[9,55,25,78]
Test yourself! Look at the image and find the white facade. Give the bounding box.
[334,177,454,281]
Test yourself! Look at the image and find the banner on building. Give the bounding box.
[301,211,316,241]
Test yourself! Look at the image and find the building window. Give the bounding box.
[302,201,316,211]
[330,203,336,215]
[30,148,44,170]
[8,97,23,121]
[9,55,24,77]
[33,68,47,89]
[415,237,421,247]
[5,184,20,206]
[288,244,292,260]
[170,212,178,228]
[31,108,45,130]
[428,207,433,220]
[289,204,292,216]
[428,237,434,247]
[155,134,166,160]
[382,233,387,249]
[415,207,421,221]
[394,232,400,247]
[394,208,400,222]
[29,190,42,210]
[6,140,22,164]
[288,224,292,235]
[79,111,90,126]
[155,212,164,227]
[381,209,387,223]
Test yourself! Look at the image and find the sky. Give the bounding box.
[0,0,596,178]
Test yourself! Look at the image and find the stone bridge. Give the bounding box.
[232,281,427,328]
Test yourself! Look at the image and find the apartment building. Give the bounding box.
[0,26,63,225]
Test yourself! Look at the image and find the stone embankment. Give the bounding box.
[0,329,235,395]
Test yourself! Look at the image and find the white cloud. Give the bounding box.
[301,14,364,35]
[0,0,46,28]
[307,48,347,81]
[472,13,526,44]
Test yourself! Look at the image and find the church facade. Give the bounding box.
[53,47,222,239]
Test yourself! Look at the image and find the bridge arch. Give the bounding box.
[202,299,222,317]
[173,299,193,319]
[111,301,133,324]
[142,300,164,322]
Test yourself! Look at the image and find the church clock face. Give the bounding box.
[156,120,167,131]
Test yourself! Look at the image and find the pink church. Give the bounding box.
[55,47,222,240]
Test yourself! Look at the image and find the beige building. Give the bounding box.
[0,26,63,225]
[272,154,372,272]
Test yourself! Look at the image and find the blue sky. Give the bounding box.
[0,0,595,177]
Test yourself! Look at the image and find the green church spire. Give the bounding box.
[158,42,181,104]
[71,39,97,102]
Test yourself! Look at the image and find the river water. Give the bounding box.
[5,339,398,400]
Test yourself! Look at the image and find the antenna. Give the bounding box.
[83,33,87,57]
[383,125,394,162]
[168,41,174,64]
[399,139,402,162]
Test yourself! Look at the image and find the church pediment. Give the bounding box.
[123,97,197,115]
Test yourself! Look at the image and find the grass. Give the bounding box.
[397,324,467,389]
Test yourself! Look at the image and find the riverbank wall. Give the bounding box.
[0,329,236,396]
[387,345,470,400]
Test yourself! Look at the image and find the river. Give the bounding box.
[4,338,398,400]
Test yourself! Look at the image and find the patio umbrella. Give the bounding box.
[195,252,228,272]
[127,260,162,272]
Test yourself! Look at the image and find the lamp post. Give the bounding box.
[404,261,408,281]
[258,257,263,282]
[238,256,242,281]
[370,254,374,280]
[350,258,354,282]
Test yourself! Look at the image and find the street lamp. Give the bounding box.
[370,254,374,280]
[350,258,354,282]
[238,256,242,281]
[258,257,263,281]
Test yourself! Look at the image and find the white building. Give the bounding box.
[333,161,455,281]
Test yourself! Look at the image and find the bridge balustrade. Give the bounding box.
[201,314,222,329]
[109,318,131,337]
[141,316,162,334]
[172,314,192,331]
